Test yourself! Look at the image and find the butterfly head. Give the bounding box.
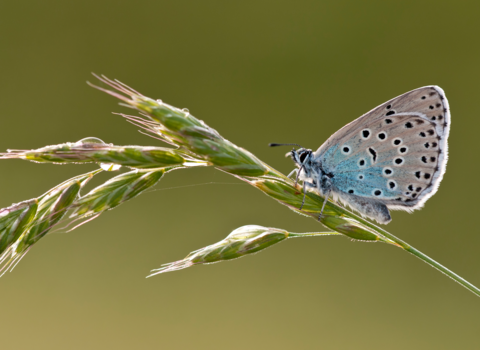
[269,143,316,181]
[291,147,313,169]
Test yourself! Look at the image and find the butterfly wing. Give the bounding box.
[314,86,450,223]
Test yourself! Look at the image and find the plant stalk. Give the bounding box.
[88,74,480,297]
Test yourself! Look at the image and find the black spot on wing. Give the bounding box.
[368,148,377,162]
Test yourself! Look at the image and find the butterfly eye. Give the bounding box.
[299,152,308,163]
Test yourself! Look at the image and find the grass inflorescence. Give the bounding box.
[0,74,478,297]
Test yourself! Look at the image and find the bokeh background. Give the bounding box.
[1,1,479,349]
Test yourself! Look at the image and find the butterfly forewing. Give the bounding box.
[314,86,450,212]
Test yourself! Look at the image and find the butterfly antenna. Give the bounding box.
[269,143,302,148]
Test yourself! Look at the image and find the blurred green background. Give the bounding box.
[1,0,479,349]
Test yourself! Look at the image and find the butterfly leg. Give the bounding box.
[299,181,315,210]
[287,168,298,180]
[317,175,333,221]
[318,190,331,221]
[299,182,307,210]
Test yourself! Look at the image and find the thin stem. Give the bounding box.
[405,244,480,297]
[327,203,480,296]
[289,232,341,238]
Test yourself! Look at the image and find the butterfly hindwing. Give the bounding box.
[312,86,450,223]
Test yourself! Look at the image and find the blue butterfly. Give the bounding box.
[272,86,450,224]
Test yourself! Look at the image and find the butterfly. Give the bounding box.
[271,86,450,224]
